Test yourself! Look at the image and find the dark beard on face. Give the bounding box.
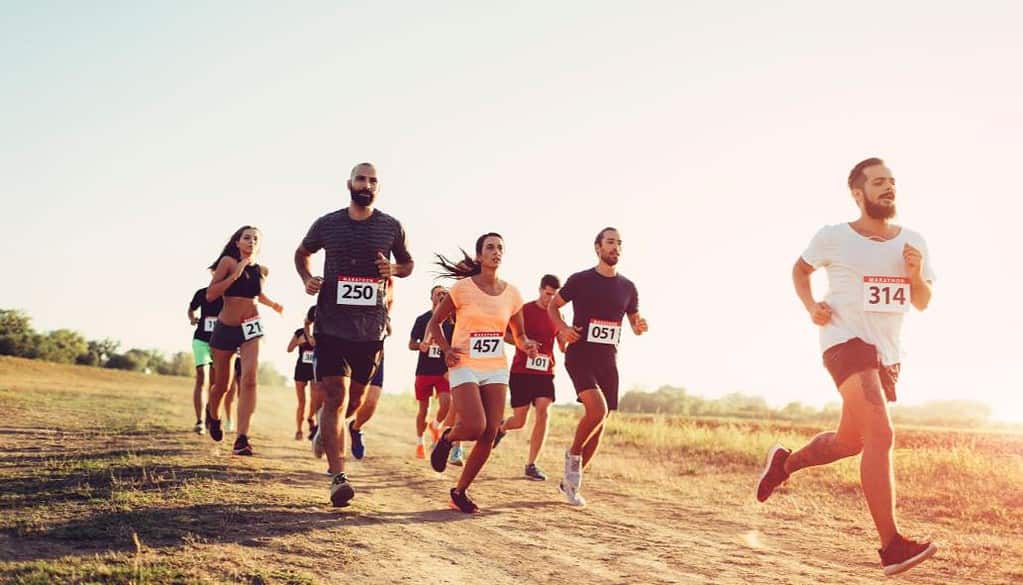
[864,196,896,220]
[350,188,375,208]
[601,252,619,266]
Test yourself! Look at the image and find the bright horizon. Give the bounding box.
[2,2,1020,422]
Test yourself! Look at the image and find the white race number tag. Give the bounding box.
[863,276,911,313]
[469,332,504,359]
[241,316,264,341]
[203,316,217,332]
[526,354,551,372]
[337,276,379,306]
[301,350,315,364]
[587,319,622,345]
[428,344,442,359]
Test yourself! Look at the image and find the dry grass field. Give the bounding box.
[1,356,1020,584]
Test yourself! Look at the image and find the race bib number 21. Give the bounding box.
[863,276,911,313]
[241,317,264,341]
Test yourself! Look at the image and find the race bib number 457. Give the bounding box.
[587,319,622,345]
[469,332,504,359]
[863,276,911,313]
[337,276,379,306]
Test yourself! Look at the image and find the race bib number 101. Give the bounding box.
[863,276,911,313]
[587,319,622,345]
[337,276,379,306]
[526,354,551,372]
[241,316,264,341]
[469,332,504,359]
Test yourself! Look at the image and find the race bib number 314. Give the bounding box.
[863,276,911,313]
[337,276,379,306]
[469,332,504,359]
[587,319,622,345]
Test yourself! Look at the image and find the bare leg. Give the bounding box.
[207,350,233,421]
[786,394,863,474]
[294,381,307,435]
[435,392,451,425]
[352,385,382,431]
[570,389,608,458]
[454,384,506,492]
[236,338,260,437]
[416,399,430,438]
[192,365,207,421]
[502,405,530,431]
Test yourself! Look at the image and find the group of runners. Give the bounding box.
[184,157,937,576]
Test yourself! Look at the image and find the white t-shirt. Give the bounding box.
[801,223,936,365]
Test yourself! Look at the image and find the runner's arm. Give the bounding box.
[508,310,537,356]
[258,293,283,315]
[548,293,581,344]
[287,333,300,353]
[294,245,323,295]
[793,258,831,325]
[904,243,932,311]
[206,257,245,301]
[187,306,198,326]
[426,296,456,353]
[627,311,648,335]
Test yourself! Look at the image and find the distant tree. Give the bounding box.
[77,338,120,366]
[0,309,37,357]
[36,329,89,364]
[161,351,194,376]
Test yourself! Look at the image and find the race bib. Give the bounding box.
[241,316,264,341]
[203,316,217,332]
[337,276,379,306]
[428,344,442,359]
[863,276,911,313]
[526,354,551,372]
[469,332,504,359]
[587,319,622,345]
[301,350,315,364]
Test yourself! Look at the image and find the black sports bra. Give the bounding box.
[224,262,262,298]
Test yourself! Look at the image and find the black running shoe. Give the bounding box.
[349,421,365,460]
[232,434,252,456]
[330,472,355,507]
[492,428,507,449]
[879,533,937,576]
[524,463,547,481]
[431,428,453,472]
[755,444,790,503]
[206,406,223,442]
[307,422,317,441]
[449,487,479,514]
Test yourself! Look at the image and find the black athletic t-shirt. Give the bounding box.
[189,288,224,342]
[293,328,315,368]
[410,310,455,376]
[301,208,412,342]
[559,268,639,354]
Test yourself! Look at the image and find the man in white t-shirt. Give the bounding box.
[755,158,938,577]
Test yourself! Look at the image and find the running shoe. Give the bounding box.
[449,487,480,514]
[564,450,583,490]
[312,424,325,459]
[492,428,507,449]
[449,443,464,467]
[558,479,586,507]
[431,429,453,472]
[755,444,791,503]
[879,534,937,576]
[307,424,318,441]
[349,421,365,460]
[524,463,547,481]
[225,418,235,434]
[206,406,223,442]
[329,472,355,507]
[415,444,426,459]
[428,421,441,444]
[232,434,253,456]
[294,430,303,441]
[192,421,204,435]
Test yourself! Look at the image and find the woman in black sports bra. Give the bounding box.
[204,225,284,455]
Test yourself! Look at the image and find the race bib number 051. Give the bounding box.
[301,350,315,364]
[863,276,911,313]
[241,316,264,341]
[337,276,379,306]
[203,316,217,332]
[469,332,504,359]
[587,319,622,345]
[526,354,551,372]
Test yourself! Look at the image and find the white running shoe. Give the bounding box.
[225,418,235,433]
[559,479,586,507]
[192,421,204,435]
[564,450,583,490]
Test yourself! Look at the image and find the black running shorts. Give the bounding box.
[313,335,383,385]
[564,344,620,410]
[509,373,556,408]
[823,337,901,403]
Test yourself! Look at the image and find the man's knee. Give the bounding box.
[863,423,894,451]
[461,420,486,440]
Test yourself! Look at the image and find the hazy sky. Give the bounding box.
[3,1,1021,421]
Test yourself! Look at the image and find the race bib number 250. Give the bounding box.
[337,276,379,306]
[863,276,911,313]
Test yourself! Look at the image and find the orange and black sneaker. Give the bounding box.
[431,428,453,472]
[415,443,426,459]
[755,444,791,503]
[449,488,479,514]
[879,533,937,576]
[232,434,253,456]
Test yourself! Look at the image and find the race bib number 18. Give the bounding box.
[526,354,551,372]
[428,345,442,359]
[203,316,217,332]
[469,332,504,359]
[587,319,622,345]
[241,316,264,341]
[337,276,379,306]
[863,276,911,313]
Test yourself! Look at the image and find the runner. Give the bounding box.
[287,326,316,440]
[304,305,321,440]
[205,225,284,456]
[755,158,937,576]
[427,232,538,513]
[187,284,223,433]
[344,280,395,460]
[492,274,564,481]
[409,285,455,458]
[548,227,647,506]
[295,162,413,506]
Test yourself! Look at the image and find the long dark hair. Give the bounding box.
[435,232,503,280]
[208,225,258,270]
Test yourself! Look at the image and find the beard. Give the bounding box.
[600,251,619,266]
[350,188,376,208]
[864,196,896,220]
